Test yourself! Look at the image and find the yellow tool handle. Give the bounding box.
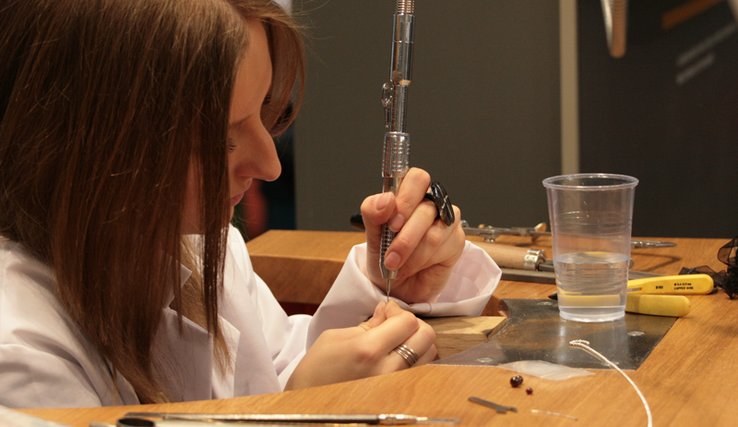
[626,294,691,317]
[627,274,713,294]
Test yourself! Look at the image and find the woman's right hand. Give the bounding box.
[285,301,437,390]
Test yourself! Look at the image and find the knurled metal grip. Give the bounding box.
[382,131,410,185]
[380,224,397,281]
[380,131,410,280]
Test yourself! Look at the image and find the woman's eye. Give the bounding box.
[227,139,237,153]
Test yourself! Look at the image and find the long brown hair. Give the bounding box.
[0,0,303,403]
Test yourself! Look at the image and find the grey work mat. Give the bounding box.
[435,299,677,370]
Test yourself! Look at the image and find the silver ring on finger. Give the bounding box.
[394,343,420,367]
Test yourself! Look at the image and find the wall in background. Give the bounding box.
[293,0,561,232]
[291,0,738,238]
[578,1,738,237]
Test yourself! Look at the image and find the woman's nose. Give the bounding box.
[258,139,282,182]
[231,129,282,183]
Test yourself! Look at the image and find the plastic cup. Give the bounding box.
[542,173,638,322]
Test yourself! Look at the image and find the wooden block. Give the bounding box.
[425,316,506,358]
[247,230,364,305]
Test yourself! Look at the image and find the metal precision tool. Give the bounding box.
[379,0,416,300]
[467,396,517,414]
[461,220,550,243]
[122,412,459,425]
[461,220,676,248]
[469,237,659,283]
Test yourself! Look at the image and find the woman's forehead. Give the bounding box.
[229,20,272,125]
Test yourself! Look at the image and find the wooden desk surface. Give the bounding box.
[21,232,738,426]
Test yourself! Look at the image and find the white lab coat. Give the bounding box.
[0,226,500,407]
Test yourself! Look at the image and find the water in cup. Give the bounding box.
[555,251,629,322]
[543,173,638,323]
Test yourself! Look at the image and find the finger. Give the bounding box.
[360,192,397,232]
[388,320,437,370]
[362,308,420,354]
[382,199,439,272]
[398,205,464,275]
[380,300,404,317]
[359,301,388,330]
[360,192,397,271]
[389,168,431,232]
[416,343,438,365]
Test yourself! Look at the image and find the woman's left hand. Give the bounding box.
[285,301,436,390]
[360,167,464,303]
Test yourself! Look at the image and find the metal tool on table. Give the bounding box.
[461,220,676,248]
[467,396,517,414]
[462,221,550,243]
[120,412,458,426]
[379,0,416,301]
[462,234,660,283]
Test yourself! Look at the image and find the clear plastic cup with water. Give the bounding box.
[543,173,638,322]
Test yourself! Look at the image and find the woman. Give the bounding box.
[0,0,500,406]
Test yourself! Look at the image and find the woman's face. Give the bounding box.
[182,19,280,234]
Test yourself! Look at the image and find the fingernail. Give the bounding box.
[376,192,393,210]
[388,214,405,232]
[384,251,401,270]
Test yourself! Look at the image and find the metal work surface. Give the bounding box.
[436,299,676,369]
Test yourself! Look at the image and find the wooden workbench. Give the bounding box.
[20,231,737,426]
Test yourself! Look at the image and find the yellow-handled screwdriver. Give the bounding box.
[625,274,714,317]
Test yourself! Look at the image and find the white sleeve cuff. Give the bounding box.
[307,241,501,344]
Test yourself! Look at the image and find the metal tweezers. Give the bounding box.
[121,412,459,426]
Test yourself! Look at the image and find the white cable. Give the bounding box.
[569,339,653,427]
